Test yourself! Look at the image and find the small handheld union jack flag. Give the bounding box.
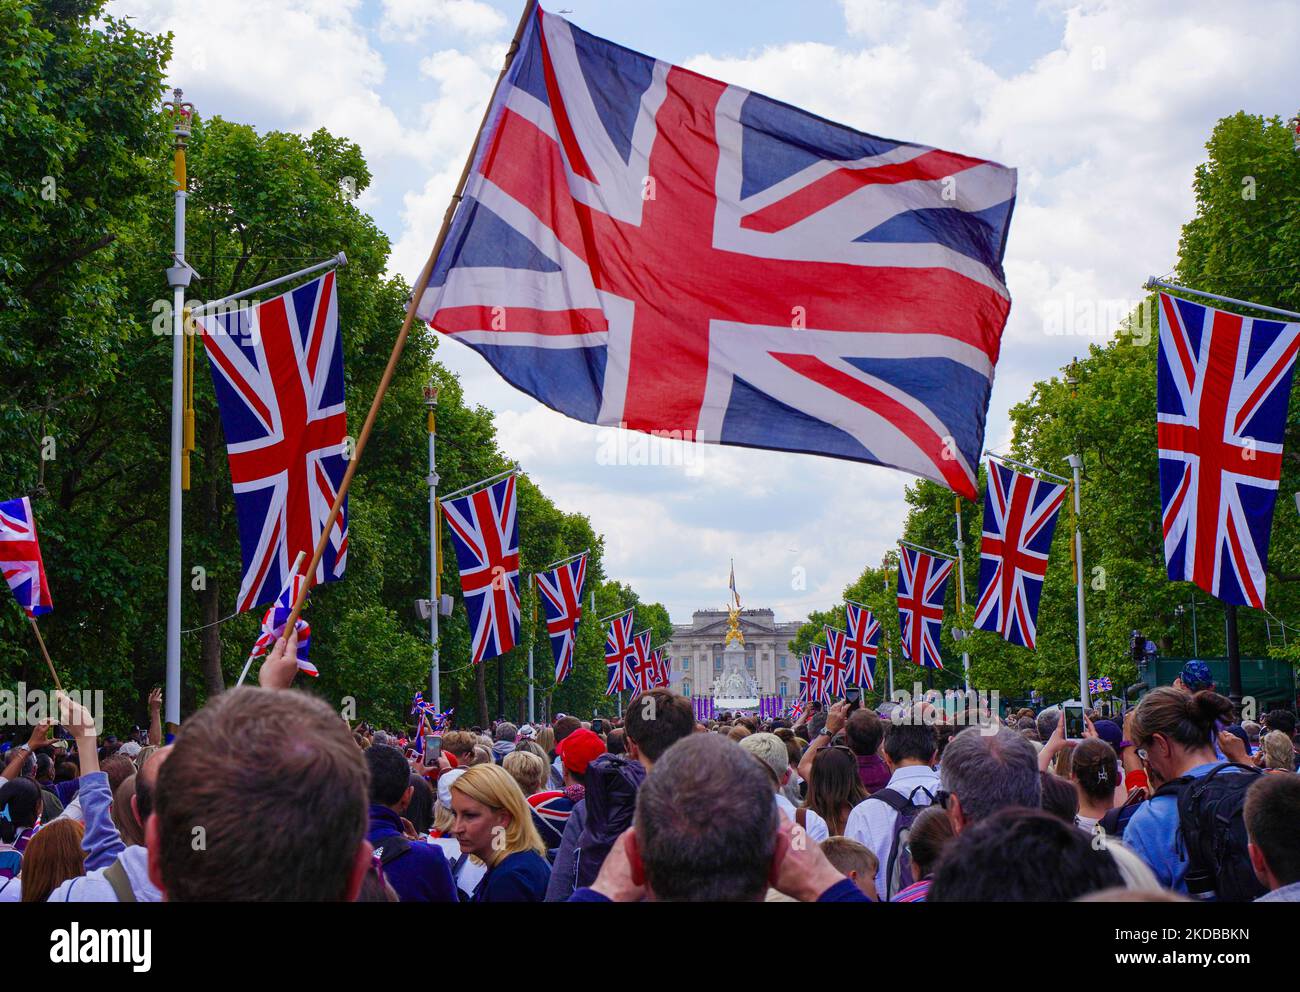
[244,571,316,677]
[0,497,52,618]
[1088,676,1113,695]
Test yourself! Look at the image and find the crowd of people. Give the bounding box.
[3,644,1300,903]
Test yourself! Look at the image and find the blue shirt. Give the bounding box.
[473,849,551,902]
[1123,761,1242,893]
[367,805,457,903]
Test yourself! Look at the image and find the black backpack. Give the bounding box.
[1153,762,1265,902]
[868,784,934,901]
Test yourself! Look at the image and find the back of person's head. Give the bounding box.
[101,753,135,796]
[1132,688,1232,753]
[635,734,777,901]
[772,727,794,743]
[0,778,41,841]
[1261,731,1294,770]
[1264,710,1297,739]
[18,817,84,903]
[112,774,145,847]
[449,762,546,865]
[1039,770,1078,823]
[738,732,789,790]
[552,715,582,746]
[606,728,626,755]
[1245,771,1300,888]
[1035,707,1060,742]
[502,750,547,796]
[365,744,413,807]
[1070,738,1118,804]
[469,744,492,766]
[624,689,695,764]
[151,686,369,901]
[55,760,77,783]
[441,730,479,762]
[134,745,169,825]
[883,721,937,767]
[1242,720,1262,744]
[819,836,878,895]
[512,739,548,763]
[494,722,518,743]
[939,726,1040,824]
[929,808,1123,901]
[904,804,955,879]
[34,753,54,783]
[807,745,867,833]
[727,725,751,742]
[406,775,435,836]
[844,708,884,757]
[535,726,556,755]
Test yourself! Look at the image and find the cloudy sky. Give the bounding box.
[111,0,1300,622]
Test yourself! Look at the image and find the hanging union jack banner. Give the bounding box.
[897,546,954,670]
[842,602,881,689]
[442,472,521,664]
[823,627,850,696]
[627,629,656,694]
[807,643,833,702]
[537,552,587,683]
[973,459,1068,649]
[0,497,52,618]
[604,611,636,694]
[1157,293,1300,608]
[196,272,349,613]
[416,8,1016,500]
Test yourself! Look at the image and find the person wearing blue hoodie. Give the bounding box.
[365,744,457,902]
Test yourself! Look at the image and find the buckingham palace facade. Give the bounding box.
[665,608,805,700]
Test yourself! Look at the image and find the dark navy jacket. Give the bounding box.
[569,877,870,902]
[472,849,551,902]
[367,804,457,903]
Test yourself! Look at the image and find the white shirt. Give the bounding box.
[428,835,486,898]
[844,764,940,900]
[775,793,829,843]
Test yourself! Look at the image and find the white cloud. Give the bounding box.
[379,0,507,41]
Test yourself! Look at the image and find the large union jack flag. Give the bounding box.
[1157,293,1300,608]
[443,474,520,663]
[196,272,349,612]
[806,643,833,702]
[604,611,636,694]
[973,459,1067,649]
[0,497,52,618]
[842,602,880,689]
[626,629,656,694]
[897,546,953,669]
[416,9,1017,499]
[537,552,587,683]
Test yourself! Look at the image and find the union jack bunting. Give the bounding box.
[0,497,52,618]
[1088,676,1113,695]
[244,571,316,677]
[897,546,954,670]
[973,459,1067,649]
[627,629,655,694]
[443,473,521,664]
[196,272,349,613]
[797,654,815,702]
[537,552,588,683]
[604,611,636,694]
[823,627,850,696]
[416,8,1016,500]
[842,602,881,689]
[1157,293,1300,608]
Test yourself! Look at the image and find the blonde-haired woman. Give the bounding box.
[450,763,551,902]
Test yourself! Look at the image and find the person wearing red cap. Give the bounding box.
[544,728,607,901]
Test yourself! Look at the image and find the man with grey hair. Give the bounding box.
[1034,707,1059,744]
[570,734,866,902]
[491,722,517,764]
[938,725,1040,833]
[740,732,829,842]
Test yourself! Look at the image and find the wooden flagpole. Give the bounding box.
[282,0,540,633]
[27,617,63,694]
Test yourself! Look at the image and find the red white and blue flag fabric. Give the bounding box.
[604,611,636,694]
[443,474,521,664]
[196,272,349,613]
[647,647,669,689]
[973,459,1067,649]
[1088,677,1113,695]
[807,644,833,702]
[842,603,880,690]
[797,654,814,702]
[0,497,52,618]
[537,552,587,683]
[823,627,850,696]
[244,571,316,677]
[897,547,953,670]
[627,629,655,693]
[1157,293,1300,608]
[416,9,1016,500]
